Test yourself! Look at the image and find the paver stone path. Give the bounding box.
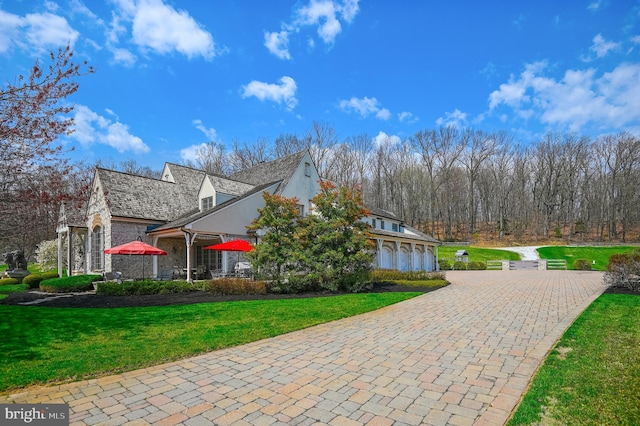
[2,270,606,425]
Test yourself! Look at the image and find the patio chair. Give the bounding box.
[157,269,174,281]
[196,265,207,280]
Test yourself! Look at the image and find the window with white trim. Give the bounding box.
[91,226,103,270]
[201,196,213,211]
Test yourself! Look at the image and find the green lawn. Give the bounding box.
[0,284,29,300]
[0,292,421,393]
[508,293,640,425]
[537,245,637,270]
[438,246,521,262]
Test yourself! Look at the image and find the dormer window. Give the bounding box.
[201,196,213,211]
[392,223,399,232]
[380,220,385,230]
[372,218,376,228]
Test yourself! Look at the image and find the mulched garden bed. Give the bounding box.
[0,282,443,308]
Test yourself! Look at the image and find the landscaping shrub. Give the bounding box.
[390,279,449,288]
[0,277,20,286]
[97,280,196,296]
[22,274,45,289]
[453,261,468,270]
[438,259,451,271]
[40,274,102,293]
[372,269,446,282]
[205,278,267,295]
[468,261,487,270]
[41,271,60,280]
[337,270,372,293]
[604,252,640,292]
[574,259,592,271]
[267,273,310,294]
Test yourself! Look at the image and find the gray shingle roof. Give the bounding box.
[367,206,400,221]
[369,226,440,244]
[229,150,307,193]
[206,174,254,196]
[97,165,205,222]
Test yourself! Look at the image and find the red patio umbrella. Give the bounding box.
[105,240,167,279]
[204,239,254,274]
[204,239,254,252]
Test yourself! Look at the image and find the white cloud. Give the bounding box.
[71,105,150,154]
[488,61,640,132]
[192,119,218,141]
[372,131,401,148]
[111,46,137,66]
[0,10,79,54]
[587,0,603,11]
[265,0,360,59]
[588,33,620,59]
[107,0,215,63]
[398,111,418,123]
[339,96,390,120]
[489,61,546,109]
[132,0,215,59]
[436,109,468,128]
[180,143,206,162]
[264,30,291,60]
[69,0,101,23]
[242,76,298,110]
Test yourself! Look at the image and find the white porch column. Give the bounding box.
[67,228,73,276]
[221,236,228,274]
[376,239,384,268]
[184,231,197,283]
[423,245,429,271]
[435,245,440,271]
[151,236,159,278]
[410,243,416,271]
[394,241,401,270]
[57,231,64,277]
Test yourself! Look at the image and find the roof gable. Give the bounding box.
[206,174,255,196]
[229,150,309,193]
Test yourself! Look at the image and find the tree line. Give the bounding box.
[189,123,640,244]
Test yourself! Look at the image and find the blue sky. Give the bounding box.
[1,0,639,168]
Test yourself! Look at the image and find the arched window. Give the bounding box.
[91,226,103,271]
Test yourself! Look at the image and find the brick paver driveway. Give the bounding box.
[3,271,606,425]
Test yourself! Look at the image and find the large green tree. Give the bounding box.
[246,192,303,291]
[248,182,373,293]
[300,181,373,292]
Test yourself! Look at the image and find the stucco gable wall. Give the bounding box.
[189,182,280,236]
[198,177,216,209]
[85,175,112,273]
[279,152,321,216]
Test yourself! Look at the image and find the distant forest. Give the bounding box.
[183,122,640,244]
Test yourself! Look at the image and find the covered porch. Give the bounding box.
[149,227,255,281]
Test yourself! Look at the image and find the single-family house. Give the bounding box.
[57,150,440,279]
